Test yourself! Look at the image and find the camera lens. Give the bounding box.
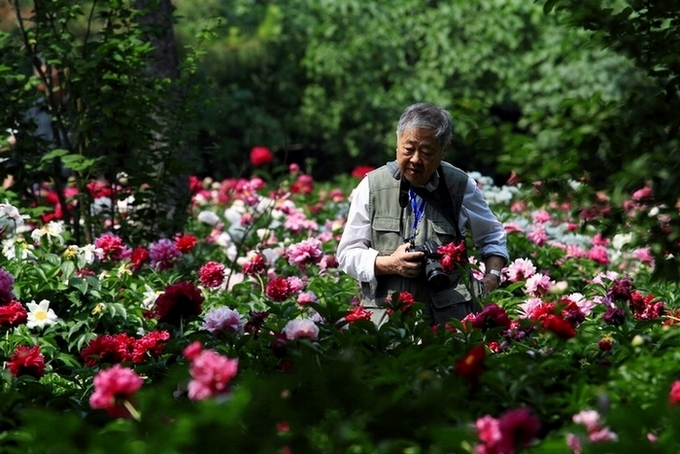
[425,260,449,291]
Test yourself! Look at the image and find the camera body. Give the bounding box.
[408,239,450,291]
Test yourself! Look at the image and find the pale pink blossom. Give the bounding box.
[592,233,610,247]
[632,247,654,265]
[518,297,546,318]
[505,258,536,283]
[589,427,618,442]
[287,276,305,294]
[572,410,601,432]
[527,225,549,246]
[564,244,588,259]
[566,433,582,454]
[562,292,595,316]
[201,306,245,334]
[533,210,551,223]
[297,291,318,305]
[283,318,319,341]
[503,221,524,234]
[525,273,554,297]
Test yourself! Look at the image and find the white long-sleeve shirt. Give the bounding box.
[337,170,508,287]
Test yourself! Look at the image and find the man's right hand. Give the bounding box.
[374,242,424,278]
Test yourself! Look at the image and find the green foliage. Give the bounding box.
[0,0,199,243]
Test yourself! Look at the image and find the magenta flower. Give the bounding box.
[527,225,549,246]
[89,364,143,418]
[149,238,181,271]
[587,245,610,265]
[201,306,245,334]
[94,232,132,261]
[474,408,541,454]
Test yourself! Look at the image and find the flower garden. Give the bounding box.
[0,159,678,454]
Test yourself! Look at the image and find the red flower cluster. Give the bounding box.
[129,246,150,270]
[529,301,579,340]
[153,281,204,324]
[291,174,314,195]
[89,364,143,418]
[81,331,170,366]
[437,241,467,272]
[198,261,226,288]
[345,305,373,323]
[250,146,273,167]
[630,290,664,320]
[8,345,45,379]
[384,290,417,315]
[174,233,197,253]
[0,301,27,327]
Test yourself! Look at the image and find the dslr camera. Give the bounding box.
[408,239,450,291]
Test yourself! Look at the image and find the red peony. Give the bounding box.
[438,241,468,272]
[242,253,267,275]
[81,333,135,367]
[130,246,150,270]
[174,233,198,253]
[351,165,375,179]
[455,344,486,381]
[469,303,512,331]
[345,305,373,323]
[250,146,273,167]
[0,301,28,327]
[266,276,292,302]
[153,281,204,325]
[130,330,170,363]
[198,261,226,288]
[8,345,45,379]
[542,314,577,339]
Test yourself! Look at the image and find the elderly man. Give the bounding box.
[337,102,508,326]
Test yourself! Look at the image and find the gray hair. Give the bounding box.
[396,103,453,147]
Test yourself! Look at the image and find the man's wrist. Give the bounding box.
[485,269,502,284]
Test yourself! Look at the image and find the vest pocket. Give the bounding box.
[429,219,459,244]
[372,216,402,252]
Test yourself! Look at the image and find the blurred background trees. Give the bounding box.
[0,0,678,278]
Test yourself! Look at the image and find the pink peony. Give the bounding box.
[505,258,536,283]
[286,238,324,269]
[184,343,239,400]
[89,364,143,418]
[283,318,319,341]
[201,306,245,334]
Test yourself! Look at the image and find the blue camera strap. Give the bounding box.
[409,188,426,241]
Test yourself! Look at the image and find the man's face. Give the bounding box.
[396,128,446,187]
